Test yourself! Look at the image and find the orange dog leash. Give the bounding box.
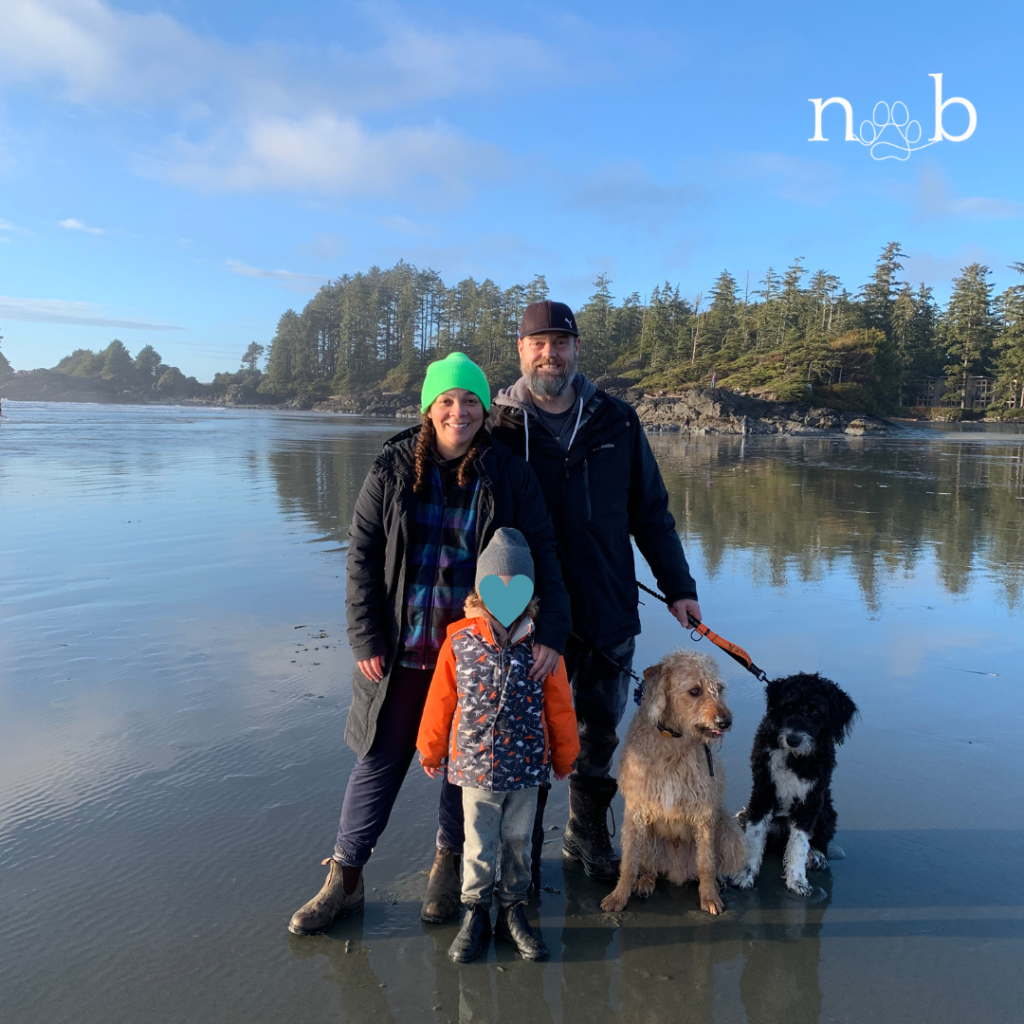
[634,581,770,705]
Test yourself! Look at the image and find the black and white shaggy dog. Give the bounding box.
[732,673,858,896]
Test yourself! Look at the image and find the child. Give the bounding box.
[417,528,579,963]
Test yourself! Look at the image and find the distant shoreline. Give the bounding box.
[0,383,898,436]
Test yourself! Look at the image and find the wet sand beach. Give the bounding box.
[2,402,1022,1023]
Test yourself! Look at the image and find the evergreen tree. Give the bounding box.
[102,339,133,378]
[942,263,996,408]
[860,242,905,339]
[134,345,163,379]
[576,274,615,375]
[242,343,265,372]
[0,327,10,381]
[993,263,1024,410]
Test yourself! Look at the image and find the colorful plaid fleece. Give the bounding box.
[397,464,482,669]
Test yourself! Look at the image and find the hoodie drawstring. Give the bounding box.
[567,397,584,451]
[522,396,583,462]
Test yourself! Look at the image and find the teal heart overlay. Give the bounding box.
[479,574,534,627]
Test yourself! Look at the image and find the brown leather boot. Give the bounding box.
[421,849,461,923]
[288,858,364,935]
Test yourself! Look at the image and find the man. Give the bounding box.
[490,299,701,878]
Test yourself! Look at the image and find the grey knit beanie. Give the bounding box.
[475,528,535,588]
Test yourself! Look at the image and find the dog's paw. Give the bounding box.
[807,849,829,872]
[700,890,725,915]
[729,867,756,890]
[785,877,814,897]
[600,892,628,913]
[634,875,656,899]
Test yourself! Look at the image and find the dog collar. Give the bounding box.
[655,723,716,778]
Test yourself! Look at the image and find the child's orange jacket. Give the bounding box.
[416,610,579,791]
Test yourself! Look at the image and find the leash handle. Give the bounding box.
[687,614,769,683]
[632,580,771,703]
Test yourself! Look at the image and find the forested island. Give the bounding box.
[2,243,1022,425]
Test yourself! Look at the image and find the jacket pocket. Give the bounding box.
[583,460,592,520]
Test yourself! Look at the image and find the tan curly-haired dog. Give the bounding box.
[600,650,745,915]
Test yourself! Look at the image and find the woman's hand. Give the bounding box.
[357,656,384,683]
[422,763,443,779]
[528,643,559,681]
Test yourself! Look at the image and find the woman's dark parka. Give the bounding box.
[344,427,571,758]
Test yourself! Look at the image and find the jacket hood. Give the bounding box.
[495,373,598,418]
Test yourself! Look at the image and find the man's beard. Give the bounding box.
[523,348,579,398]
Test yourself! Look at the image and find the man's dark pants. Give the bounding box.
[435,634,636,851]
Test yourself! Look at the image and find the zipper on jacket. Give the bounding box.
[583,459,592,520]
[422,464,446,670]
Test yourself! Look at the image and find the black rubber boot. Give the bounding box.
[288,859,364,935]
[421,849,462,923]
[448,903,492,963]
[528,785,549,895]
[562,776,620,880]
[495,902,550,961]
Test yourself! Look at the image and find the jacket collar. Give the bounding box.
[495,373,598,420]
[463,613,534,649]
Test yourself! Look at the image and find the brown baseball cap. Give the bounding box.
[519,300,579,339]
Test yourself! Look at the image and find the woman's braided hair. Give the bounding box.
[412,411,487,496]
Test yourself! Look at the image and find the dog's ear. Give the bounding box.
[823,679,858,745]
[764,676,785,712]
[644,664,667,722]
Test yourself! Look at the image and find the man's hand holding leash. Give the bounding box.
[669,599,702,632]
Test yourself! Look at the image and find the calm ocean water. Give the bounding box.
[2,401,1022,1023]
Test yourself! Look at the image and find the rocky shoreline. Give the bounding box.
[630,389,892,436]
[2,372,895,436]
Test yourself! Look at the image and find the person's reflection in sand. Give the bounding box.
[559,865,619,1024]
[738,854,832,1024]
[288,915,398,1024]
[423,920,555,1023]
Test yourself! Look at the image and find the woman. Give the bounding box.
[289,352,570,935]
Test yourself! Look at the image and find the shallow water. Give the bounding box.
[2,402,1022,1024]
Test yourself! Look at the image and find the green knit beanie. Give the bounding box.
[420,352,491,413]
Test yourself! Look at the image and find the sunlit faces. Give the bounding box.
[518,331,580,398]
[428,388,485,459]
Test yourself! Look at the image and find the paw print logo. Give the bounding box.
[857,101,935,161]
[809,75,976,161]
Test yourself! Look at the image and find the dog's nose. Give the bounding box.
[785,732,802,748]
[715,715,732,731]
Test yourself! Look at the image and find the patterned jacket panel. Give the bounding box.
[417,616,579,792]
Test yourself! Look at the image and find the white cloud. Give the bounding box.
[139,113,501,200]
[59,217,103,234]
[0,295,183,329]
[225,260,327,292]
[914,166,1024,222]
[0,1,536,200]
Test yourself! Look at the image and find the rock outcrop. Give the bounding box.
[631,389,893,436]
[311,392,420,418]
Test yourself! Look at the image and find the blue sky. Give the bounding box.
[1,0,1021,380]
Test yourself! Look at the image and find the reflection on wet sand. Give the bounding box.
[4,407,1023,1024]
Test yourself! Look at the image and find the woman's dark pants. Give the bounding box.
[334,667,464,866]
